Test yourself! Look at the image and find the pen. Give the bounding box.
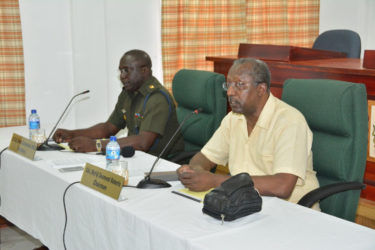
[172,190,202,203]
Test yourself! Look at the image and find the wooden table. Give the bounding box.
[207,56,375,98]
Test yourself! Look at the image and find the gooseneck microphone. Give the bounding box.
[137,108,202,189]
[38,90,90,151]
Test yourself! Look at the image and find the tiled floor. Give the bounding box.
[0,226,43,250]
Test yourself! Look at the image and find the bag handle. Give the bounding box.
[220,172,254,196]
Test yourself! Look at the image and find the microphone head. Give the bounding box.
[75,90,90,98]
[121,146,135,157]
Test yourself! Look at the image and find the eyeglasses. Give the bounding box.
[222,81,251,91]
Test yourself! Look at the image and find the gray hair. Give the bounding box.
[233,58,271,90]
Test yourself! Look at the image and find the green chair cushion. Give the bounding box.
[177,107,215,151]
[282,79,355,135]
[172,69,227,152]
[173,69,225,113]
[282,78,368,221]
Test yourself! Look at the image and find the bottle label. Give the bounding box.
[106,148,120,160]
[29,121,40,129]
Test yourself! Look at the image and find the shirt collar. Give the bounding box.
[256,93,276,129]
[122,76,156,96]
[137,77,156,96]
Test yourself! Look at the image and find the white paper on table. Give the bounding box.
[46,155,106,169]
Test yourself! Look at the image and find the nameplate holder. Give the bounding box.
[8,133,37,160]
[80,163,124,200]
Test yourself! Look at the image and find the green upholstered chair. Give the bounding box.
[282,79,368,222]
[169,69,227,163]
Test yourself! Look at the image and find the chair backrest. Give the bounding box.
[282,79,368,221]
[172,69,227,152]
[312,29,361,58]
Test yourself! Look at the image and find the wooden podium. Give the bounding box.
[206,43,375,205]
[363,50,375,69]
[237,43,346,61]
[206,43,375,99]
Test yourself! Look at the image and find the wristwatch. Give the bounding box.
[96,139,102,153]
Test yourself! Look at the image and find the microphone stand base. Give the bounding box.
[37,143,64,151]
[136,178,171,189]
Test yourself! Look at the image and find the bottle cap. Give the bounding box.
[110,136,117,142]
[31,109,37,114]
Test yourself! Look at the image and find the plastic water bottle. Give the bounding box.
[29,109,40,139]
[106,136,120,170]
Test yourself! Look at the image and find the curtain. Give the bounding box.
[246,0,319,46]
[0,0,25,127]
[162,0,247,89]
[161,0,319,90]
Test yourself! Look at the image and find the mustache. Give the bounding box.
[228,97,239,105]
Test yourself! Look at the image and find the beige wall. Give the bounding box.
[320,0,375,58]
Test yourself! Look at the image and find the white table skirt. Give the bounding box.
[1,150,375,250]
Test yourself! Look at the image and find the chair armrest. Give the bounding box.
[297,181,366,208]
[168,151,198,165]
